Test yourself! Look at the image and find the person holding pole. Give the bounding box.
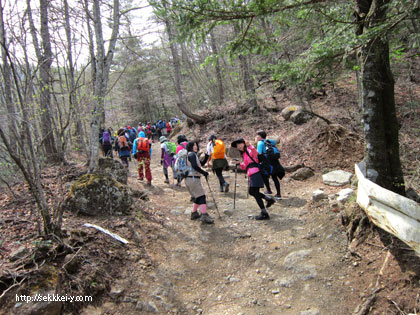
[184,141,214,224]
[231,138,275,220]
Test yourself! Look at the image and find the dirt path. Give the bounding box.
[83,142,358,314]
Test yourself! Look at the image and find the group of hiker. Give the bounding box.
[100,125,285,224]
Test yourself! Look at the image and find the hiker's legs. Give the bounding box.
[137,157,144,180]
[144,158,152,183]
[163,166,169,182]
[215,168,225,185]
[195,195,213,223]
[272,173,281,196]
[262,174,272,193]
[121,157,129,168]
[249,187,271,220]
[249,187,265,210]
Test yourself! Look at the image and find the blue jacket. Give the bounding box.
[132,131,152,157]
[257,139,280,155]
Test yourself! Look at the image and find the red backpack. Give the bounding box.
[136,137,150,153]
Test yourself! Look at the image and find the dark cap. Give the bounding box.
[231,138,245,148]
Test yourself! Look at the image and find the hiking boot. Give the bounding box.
[274,194,282,200]
[137,178,144,181]
[264,190,273,195]
[164,179,170,184]
[200,213,214,224]
[146,181,152,186]
[255,210,270,220]
[266,197,275,208]
[190,211,201,220]
[224,182,230,193]
[219,185,224,192]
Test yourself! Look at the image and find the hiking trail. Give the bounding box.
[82,142,358,315]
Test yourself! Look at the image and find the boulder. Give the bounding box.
[63,174,132,216]
[290,110,312,125]
[281,106,303,121]
[322,170,353,187]
[98,157,128,184]
[291,168,314,181]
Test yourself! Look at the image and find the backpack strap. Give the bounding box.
[244,149,259,171]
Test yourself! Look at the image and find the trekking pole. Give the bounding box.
[246,176,249,199]
[233,164,237,209]
[205,177,222,219]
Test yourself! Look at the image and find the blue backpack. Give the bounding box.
[264,140,280,161]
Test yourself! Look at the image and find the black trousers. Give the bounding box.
[263,172,282,196]
[249,187,270,210]
[214,168,226,186]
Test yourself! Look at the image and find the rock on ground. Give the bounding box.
[322,170,353,187]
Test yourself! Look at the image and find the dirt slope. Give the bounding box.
[80,143,359,315]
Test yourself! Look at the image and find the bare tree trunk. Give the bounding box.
[238,54,258,111]
[63,0,87,153]
[355,0,405,195]
[164,19,207,123]
[233,24,258,111]
[0,0,17,138]
[0,42,56,235]
[88,0,120,172]
[27,0,61,162]
[210,31,224,106]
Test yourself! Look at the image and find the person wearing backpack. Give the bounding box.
[100,128,113,158]
[160,136,177,184]
[132,131,152,185]
[173,135,188,186]
[207,135,229,193]
[231,138,275,220]
[114,128,131,168]
[151,124,157,141]
[184,141,214,224]
[256,130,285,200]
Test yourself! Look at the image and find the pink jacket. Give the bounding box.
[240,145,260,177]
[176,142,188,154]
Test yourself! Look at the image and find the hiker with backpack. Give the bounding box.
[100,128,113,158]
[231,138,275,220]
[146,123,152,140]
[256,130,285,200]
[114,128,131,168]
[207,135,229,193]
[132,131,152,185]
[166,121,172,135]
[159,136,177,184]
[173,134,188,186]
[151,124,157,141]
[183,141,213,224]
